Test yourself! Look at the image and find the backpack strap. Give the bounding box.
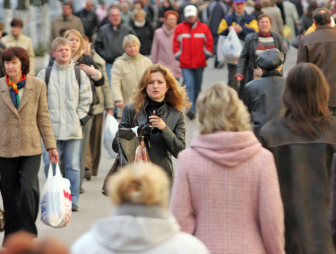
[45,66,52,86]
[74,66,81,86]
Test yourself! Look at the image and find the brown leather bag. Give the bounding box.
[253,38,265,80]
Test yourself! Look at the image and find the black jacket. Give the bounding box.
[236,32,286,84]
[203,0,229,36]
[112,101,186,177]
[75,9,99,40]
[298,14,313,34]
[95,23,136,64]
[260,117,336,254]
[130,19,154,56]
[243,70,285,139]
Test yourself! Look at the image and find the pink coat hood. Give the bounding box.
[190,131,261,168]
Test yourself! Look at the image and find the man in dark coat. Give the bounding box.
[75,0,99,41]
[243,48,285,139]
[95,6,136,83]
[297,8,336,115]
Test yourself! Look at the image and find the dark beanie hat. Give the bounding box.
[256,48,284,70]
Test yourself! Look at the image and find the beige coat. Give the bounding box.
[49,14,85,53]
[111,53,152,106]
[0,75,56,158]
[92,52,114,115]
[1,33,35,75]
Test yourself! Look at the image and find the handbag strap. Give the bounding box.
[257,37,266,50]
[253,37,266,69]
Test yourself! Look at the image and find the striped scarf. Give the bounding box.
[6,75,26,108]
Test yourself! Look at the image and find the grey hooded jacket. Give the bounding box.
[71,203,210,254]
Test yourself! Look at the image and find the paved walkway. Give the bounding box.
[0,49,297,246]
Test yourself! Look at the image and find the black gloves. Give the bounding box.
[137,124,152,136]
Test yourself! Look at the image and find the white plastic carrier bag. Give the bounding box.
[222,28,243,62]
[40,163,72,228]
[104,113,119,158]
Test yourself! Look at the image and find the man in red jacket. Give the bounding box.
[174,5,214,120]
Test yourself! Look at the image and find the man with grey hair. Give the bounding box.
[95,6,136,84]
[75,0,99,41]
[297,8,336,115]
[37,37,93,212]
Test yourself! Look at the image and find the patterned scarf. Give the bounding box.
[6,75,26,108]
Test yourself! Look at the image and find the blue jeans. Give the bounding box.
[106,63,113,87]
[43,139,82,205]
[182,67,205,113]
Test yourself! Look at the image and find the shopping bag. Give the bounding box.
[104,114,119,158]
[222,29,243,62]
[283,25,292,41]
[40,164,72,228]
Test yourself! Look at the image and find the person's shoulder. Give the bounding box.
[170,232,210,253]
[27,74,46,87]
[260,116,286,137]
[20,33,32,42]
[124,103,136,111]
[72,14,83,23]
[246,13,257,21]
[70,231,97,254]
[142,55,153,65]
[121,23,133,31]
[0,34,10,43]
[245,78,260,90]
[271,31,283,39]
[52,15,63,23]
[154,27,164,35]
[245,32,257,41]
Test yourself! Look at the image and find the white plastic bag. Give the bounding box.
[222,28,243,61]
[40,164,72,228]
[104,114,119,158]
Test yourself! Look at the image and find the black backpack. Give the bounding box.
[45,65,81,87]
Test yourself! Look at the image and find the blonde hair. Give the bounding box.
[197,82,252,134]
[107,163,169,207]
[122,34,141,48]
[51,37,71,52]
[133,64,191,114]
[132,8,147,19]
[63,29,86,60]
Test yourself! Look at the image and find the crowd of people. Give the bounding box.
[1,0,336,253]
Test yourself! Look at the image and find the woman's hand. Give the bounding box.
[115,101,124,108]
[106,109,113,115]
[149,115,166,130]
[48,149,59,163]
[78,64,97,76]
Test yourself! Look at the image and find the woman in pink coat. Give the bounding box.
[170,82,285,254]
[151,11,182,80]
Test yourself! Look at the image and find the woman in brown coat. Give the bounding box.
[0,47,59,240]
